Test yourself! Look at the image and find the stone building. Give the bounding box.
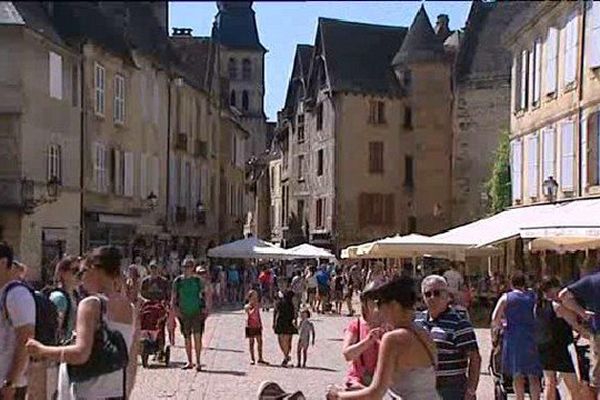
[0,2,82,278]
[506,1,600,206]
[273,7,455,251]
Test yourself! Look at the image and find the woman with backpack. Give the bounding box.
[50,256,81,343]
[26,246,138,400]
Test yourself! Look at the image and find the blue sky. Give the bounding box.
[170,1,473,121]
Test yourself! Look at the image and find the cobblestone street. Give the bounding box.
[131,307,495,399]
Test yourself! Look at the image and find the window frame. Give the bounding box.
[316,149,324,176]
[94,62,105,116]
[113,74,125,124]
[368,141,384,174]
[49,51,63,100]
[47,143,62,183]
[316,103,323,131]
[242,58,252,80]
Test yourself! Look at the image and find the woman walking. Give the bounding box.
[491,271,542,400]
[306,266,318,312]
[50,256,81,343]
[273,290,297,367]
[26,246,138,399]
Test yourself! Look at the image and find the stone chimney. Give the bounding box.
[435,14,451,41]
[172,27,193,37]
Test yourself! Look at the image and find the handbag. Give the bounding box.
[67,296,129,383]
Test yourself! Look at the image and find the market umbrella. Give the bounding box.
[287,243,336,260]
[528,236,600,253]
[355,233,471,261]
[207,237,293,259]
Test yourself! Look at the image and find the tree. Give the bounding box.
[486,130,512,214]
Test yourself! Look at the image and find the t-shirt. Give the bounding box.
[316,270,330,287]
[290,276,305,294]
[228,269,240,284]
[141,275,170,302]
[49,289,77,340]
[345,318,379,386]
[415,307,478,383]
[0,284,36,387]
[568,272,600,332]
[173,276,204,316]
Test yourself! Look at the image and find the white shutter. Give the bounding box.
[589,2,600,68]
[200,165,207,204]
[124,151,134,197]
[520,50,528,109]
[527,134,539,198]
[528,49,535,107]
[140,153,148,199]
[581,117,588,190]
[169,155,178,209]
[564,12,578,85]
[512,56,519,111]
[114,149,121,195]
[49,52,62,100]
[191,161,198,211]
[511,140,523,201]
[545,27,558,95]
[92,143,99,191]
[153,80,160,125]
[542,128,556,180]
[561,121,575,191]
[179,157,186,207]
[151,156,159,197]
[47,145,53,181]
[534,40,542,104]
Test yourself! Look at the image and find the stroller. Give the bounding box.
[139,300,170,368]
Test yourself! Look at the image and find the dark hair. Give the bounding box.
[89,246,122,277]
[283,289,294,302]
[54,255,78,285]
[371,276,417,308]
[539,276,560,293]
[0,242,14,267]
[510,271,526,289]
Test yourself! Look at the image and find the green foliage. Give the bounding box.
[486,130,512,214]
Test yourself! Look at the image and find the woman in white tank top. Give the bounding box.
[26,246,139,400]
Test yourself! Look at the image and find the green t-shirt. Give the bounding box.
[174,276,204,316]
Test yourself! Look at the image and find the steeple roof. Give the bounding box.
[212,1,266,52]
[392,5,445,66]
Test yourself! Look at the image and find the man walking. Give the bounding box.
[141,261,170,303]
[0,243,35,400]
[560,268,600,399]
[172,257,206,371]
[416,275,481,400]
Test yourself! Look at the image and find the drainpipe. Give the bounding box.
[166,78,172,232]
[78,41,85,253]
[578,1,587,198]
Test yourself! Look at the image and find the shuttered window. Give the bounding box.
[520,50,529,110]
[298,155,305,180]
[511,139,523,201]
[542,128,556,181]
[358,193,395,227]
[151,155,159,197]
[513,56,520,111]
[114,75,125,124]
[560,121,575,191]
[564,11,579,85]
[527,133,539,198]
[317,149,324,176]
[532,39,542,105]
[589,1,600,68]
[49,51,62,100]
[139,153,148,199]
[545,27,559,95]
[94,63,105,115]
[113,149,124,195]
[316,198,325,228]
[369,142,384,174]
[587,113,600,186]
[93,143,107,193]
[124,152,134,197]
[47,144,61,182]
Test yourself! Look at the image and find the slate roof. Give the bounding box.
[171,35,213,92]
[282,44,313,114]
[297,44,313,82]
[455,1,534,82]
[392,5,445,66]
[7,2,65,46]
[317,18,407,97]
[213,1,266,52]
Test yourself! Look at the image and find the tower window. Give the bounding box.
[242,90,249,111]
[230,90,236,107]
[403,106,413,129]
[242,58,252,80]
[228,58,237,80]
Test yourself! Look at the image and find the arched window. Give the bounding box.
[242,90,249,111]
[230,90,236,107]
[228,58,237,80]
[242,58,252,80]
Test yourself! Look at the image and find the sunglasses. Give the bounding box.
[423,289,445,299]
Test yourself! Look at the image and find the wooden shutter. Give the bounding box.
[140,153,147,199]
[533,40,542,104]
[542,128,556,180]
[124,151,134,197]
[113,149,121,194]
[564,13,578,85]
[590,2,600,68]
[513,56,520,111]
[152,156,159,197]
[511,140,522,201]
[527,134,539,198]
[384,194,395,226]
[520,50,528,109]
[528,48,535,107]
[169,156,178,210]
[545,27,558,94]
[561,121,575,191]
[588,113,599,186]
[49,51,62,100]
[190,161,198,210]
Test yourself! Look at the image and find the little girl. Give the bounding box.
[297,308,315,368]
[245,290,267,365]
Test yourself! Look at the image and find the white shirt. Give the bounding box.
[0,283,36,387]
[444,269,464,293]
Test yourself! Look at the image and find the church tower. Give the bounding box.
[212,1,268,157]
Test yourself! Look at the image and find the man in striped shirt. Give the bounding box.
[415,275,481,400]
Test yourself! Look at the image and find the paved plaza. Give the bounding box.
[131,306,496,399]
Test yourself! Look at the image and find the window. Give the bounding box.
[230,90,236,107]
[49,51,62,100]
[369,142,384,174]
[297,199,305,224]
[93,142,107,192]
[47,144,61,183]
[564,11,579,85]
[242,90,249,111]
[358,193,395,227]
[511,139,523,201]
[589,1,600,68]
[153,80,160,125]
[71,65,78,107]
[228,58,237,80]
[402,69,412,91]
[368,100,386,124]
[407,216,417,233]
[531,39,542,105]
[526,133,539,198]
[298,155,305,181]
[270,166,275,189]
[297,114,305,143]
[316,198,325,228]
[316,103,323,131]
[404,155,414,188]
[316,149,324,176]
[231,133,237,165]
[542,128,556,181]
[94,63,105,115]
[112,149,124,195]
[140,153,148,199]
[587,113,600,186]
[114,75,125,124]
[561,120,575,191]
[403,106,413,129]
[520,50,529,110]
[230,183,236,216]
[545,27,559,95]
[124,151,134,197]
[242,58,252,80]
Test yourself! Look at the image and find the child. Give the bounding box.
[245,290,267,365]
[296,308,315,368]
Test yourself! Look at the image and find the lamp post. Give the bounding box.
[542,176,559,203]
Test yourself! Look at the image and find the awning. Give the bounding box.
[520,198,600,239]
[207,237,292,259]
[355,233,473,261]
[287,244,336,260]
[528,237,600,253]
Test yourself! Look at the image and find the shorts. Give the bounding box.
[538,343,575,373]
[245,326,262,338]
[590,334,600,387]
[178,312,205,338]
[307,287,317,296]
[318,284,330,297]
[332,289,343,302]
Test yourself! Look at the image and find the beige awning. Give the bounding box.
[355,233,472,261]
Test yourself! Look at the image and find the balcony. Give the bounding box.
[174,133,188,151]
[194,139,208,158]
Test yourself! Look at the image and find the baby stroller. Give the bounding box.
[139,300,170,368]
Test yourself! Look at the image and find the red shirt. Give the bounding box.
[345,318,379,386]
[247,305,262,328]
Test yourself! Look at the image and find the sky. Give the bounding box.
[170,1,473,121]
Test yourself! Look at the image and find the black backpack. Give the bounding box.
[1,280,60,345]
[41,286,73,332]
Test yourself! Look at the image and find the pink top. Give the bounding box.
[247,305,262,329]
[345,318,379,386]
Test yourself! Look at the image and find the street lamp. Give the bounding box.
[146,191,158,210]
[542,176,559,203]
[21,176,61,213]
[196,201,207,224]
